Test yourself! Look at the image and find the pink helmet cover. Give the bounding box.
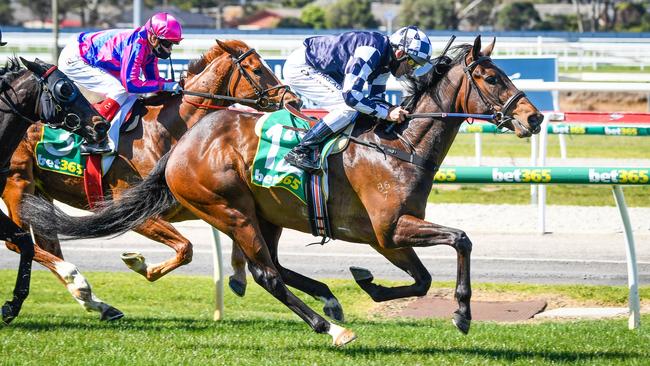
[146,12,183,42]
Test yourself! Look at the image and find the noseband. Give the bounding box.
[463,56,526,127]
[0,65,85,131]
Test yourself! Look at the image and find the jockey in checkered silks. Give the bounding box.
[283,26,435,174]
[57,12,183,155]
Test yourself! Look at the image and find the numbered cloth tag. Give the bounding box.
[251,109,309,203]
[35,126,85,177]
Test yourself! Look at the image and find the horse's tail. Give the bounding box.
[21,152,176,240]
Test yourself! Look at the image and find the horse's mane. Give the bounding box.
[401,44,473,111]
[186,40,251,78]
[0,57,25,84]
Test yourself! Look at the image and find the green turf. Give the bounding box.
[1,271,648,365]
[447,133,650,159]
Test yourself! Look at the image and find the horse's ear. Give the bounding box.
[20,57,44,76]
[481,37,496,57]
[216,39,234,55]
[471,35,481,61]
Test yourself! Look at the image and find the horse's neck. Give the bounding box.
[0,75,38,165]
[180,55,235,130]
[407,67,465,168]
[0,114,32,170]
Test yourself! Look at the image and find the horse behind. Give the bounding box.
[3,40,300,322]
[0,57,107,324]
[22,36,543,344]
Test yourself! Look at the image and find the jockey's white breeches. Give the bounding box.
[58,42,130,106]
[283,46,358,133]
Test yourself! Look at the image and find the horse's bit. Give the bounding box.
[462,56,526,128]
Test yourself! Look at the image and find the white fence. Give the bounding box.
[2,32,650,71]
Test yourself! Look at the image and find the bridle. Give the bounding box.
[0,65,87,132]
[183,48,290,111]
[462,55,526,128]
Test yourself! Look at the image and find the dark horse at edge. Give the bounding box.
[1,57,108,324]
[21,37,543,345]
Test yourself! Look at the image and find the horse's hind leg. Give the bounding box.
[123,217,193,282]
[228,244,247,297]
[1,211,34,324]
[259,219,344,322]
[175,196,354,345]
[350,246,432,303]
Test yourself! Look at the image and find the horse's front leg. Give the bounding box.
[1,211,33,324]
[388,214,473,334]
[125,217,193,282]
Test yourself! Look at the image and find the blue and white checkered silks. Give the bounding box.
[389,26,433,76]
[342,46,391,120]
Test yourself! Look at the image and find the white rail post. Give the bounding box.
[611,185,641,330]
[211,227,224,321]
[530,133,538,204]
[558,134,567,159]
[474,133,482,166]
[537,114,549,234]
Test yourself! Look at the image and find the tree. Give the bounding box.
[324,0,378,29]
[615,1,646,30]
[399,0,458,30]
[458,0,497,31]
[0,0,14,25]
[535,14,580,31]
[277,17,308,28]
[495,2,541,31]
[301,4,326,29]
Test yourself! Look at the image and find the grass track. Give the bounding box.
[1,271,649,365]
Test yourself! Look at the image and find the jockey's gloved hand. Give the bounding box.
[163,81,182,94]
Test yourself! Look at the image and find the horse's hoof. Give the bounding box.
[121,252,147,275]
[452,311,471,334]
[349,266,373,282]
[324,303,345,323]
[333,328,357,347]
[1,302,16,325]
[100,306,124,322]
[228,276,246,297]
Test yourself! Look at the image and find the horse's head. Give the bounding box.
[16,57,109,143]
[456,36,543,137]
[185,40,301,112]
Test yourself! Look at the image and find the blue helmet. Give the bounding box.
[389,26,433,76]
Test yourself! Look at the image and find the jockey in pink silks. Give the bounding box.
[58,12,183,154]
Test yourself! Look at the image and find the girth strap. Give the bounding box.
[345,135,437,173]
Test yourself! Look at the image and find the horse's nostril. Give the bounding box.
[528,114,542,127]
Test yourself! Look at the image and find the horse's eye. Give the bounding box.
[253,68,263,76]
[485,76,498,85]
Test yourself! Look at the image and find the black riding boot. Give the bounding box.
[80,138,112,156]
[284,121,334,174]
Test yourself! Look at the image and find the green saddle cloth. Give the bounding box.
[34,126,85,177]
[251,109,339,204]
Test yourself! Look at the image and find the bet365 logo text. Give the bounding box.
[589,169,649,183]
[491,168,551,183]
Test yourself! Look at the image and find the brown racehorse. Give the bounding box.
[22,36,543,345]
[4,40,300,321]
[1,57,108,324]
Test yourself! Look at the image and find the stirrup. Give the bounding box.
[80,140,112,156]
[285,150,321,174]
